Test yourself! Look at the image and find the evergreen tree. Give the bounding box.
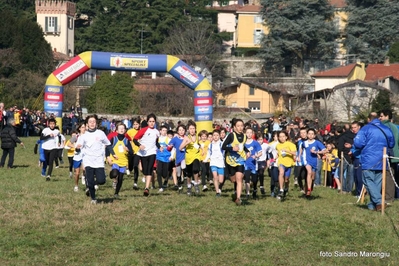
[85,72,138,114]
[387,42,399,63]
[74,0,216,54]
[371,90,392,113]
[258,0,338,72]
[345,0,399,63]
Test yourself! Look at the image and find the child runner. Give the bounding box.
[256,132,273,196]
[179,120,202,196]
[68,123,86,192]
[107,122,133,199]
[168,125,187,192]
[295,127,308,194]
[268,131,279,197]
[34,139,47,177]
[205,129,225,197]
[76,115,111,204]
[198,130,211,192]
[40,118,60,181]
[244,127,262,200]
[126,117,141,190]
[222,118,248,205]
[302,128,326,197]
[64,132,76,178]
[275,130,297,200]
[156,125,171,193]
[133,113,159,197]
[207,131,214,186]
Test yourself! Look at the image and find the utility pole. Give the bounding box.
[137,25,150,54]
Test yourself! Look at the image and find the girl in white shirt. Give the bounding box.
[76,115,111,204]
[205,129,225,197]
[40,118,60,181]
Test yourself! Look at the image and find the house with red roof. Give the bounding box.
[311,62,366,91]
[365,59,399,93]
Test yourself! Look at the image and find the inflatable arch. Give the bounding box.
[44,51,213,132]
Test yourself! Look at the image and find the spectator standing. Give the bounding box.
[354,112,394,211]
[0,118,23,168]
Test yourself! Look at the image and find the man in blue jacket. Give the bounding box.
[354,112,395,211]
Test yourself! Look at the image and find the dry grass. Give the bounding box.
[0,137,398,265]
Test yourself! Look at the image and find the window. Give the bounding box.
[254,29,263,45]
[68,17,74,30]
[248,101,260,111]
[218,99,226,106]
[45,16,58,33]
[249,86,255,95]
[359,89,368,97]
[220,0,229,6]
[346,89,355,98]
[254,15,263,24]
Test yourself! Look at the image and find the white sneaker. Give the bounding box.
[202,185,208,192]
[69,172,73,178]
[55,166,59,169]
[158,188,164,193]
[94,185,99,191]
[113,182,117,189]
[74,186,79,192]
[126,169,131,176]
[142,177,146,183]
[81,176,85,185]
[91,199,97,204]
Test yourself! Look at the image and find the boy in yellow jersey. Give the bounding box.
[126,118,141,190]
[276,131,297,200]
[180,120,202,196]
[64,132,76,179]
[107,123,133,199]
[198,130,211,192]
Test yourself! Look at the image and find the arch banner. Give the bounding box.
[44,51,213,132]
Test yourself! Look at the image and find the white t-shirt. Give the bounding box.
[76,129,110,168]
[206,140,225,168]
[135,127,160,157]
[41,127,60,150]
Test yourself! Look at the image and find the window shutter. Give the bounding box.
[45,17,48,32]
[54,17,58,32]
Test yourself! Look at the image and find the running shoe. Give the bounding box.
[187,186,192,196]
[235,198,242,206]
[194,185,200,195]
[202,185,208,192]
[158,188,164,193]
[143,188,150,197]
[91,199,97,204]
[73,186,79,192]
[81,176,85,185]
[46,175,51,181]
[252,190,257,200]
[85,188,90,197]
[133,183,139,190]
[260,186,265,195]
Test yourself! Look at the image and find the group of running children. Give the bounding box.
[36,114,342,205]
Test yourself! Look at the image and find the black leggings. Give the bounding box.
[68,156,73,172]
[157,160,169,188]
[44,149,58,176]
[141,154,156,176]
[245,170,258,189]
[200,162,210,185]
[115,171,125,195]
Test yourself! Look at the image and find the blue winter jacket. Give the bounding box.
[353,118,394,170]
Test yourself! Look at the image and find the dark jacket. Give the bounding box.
[1,124,21,149]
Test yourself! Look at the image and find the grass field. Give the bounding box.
[0,137,398,266]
